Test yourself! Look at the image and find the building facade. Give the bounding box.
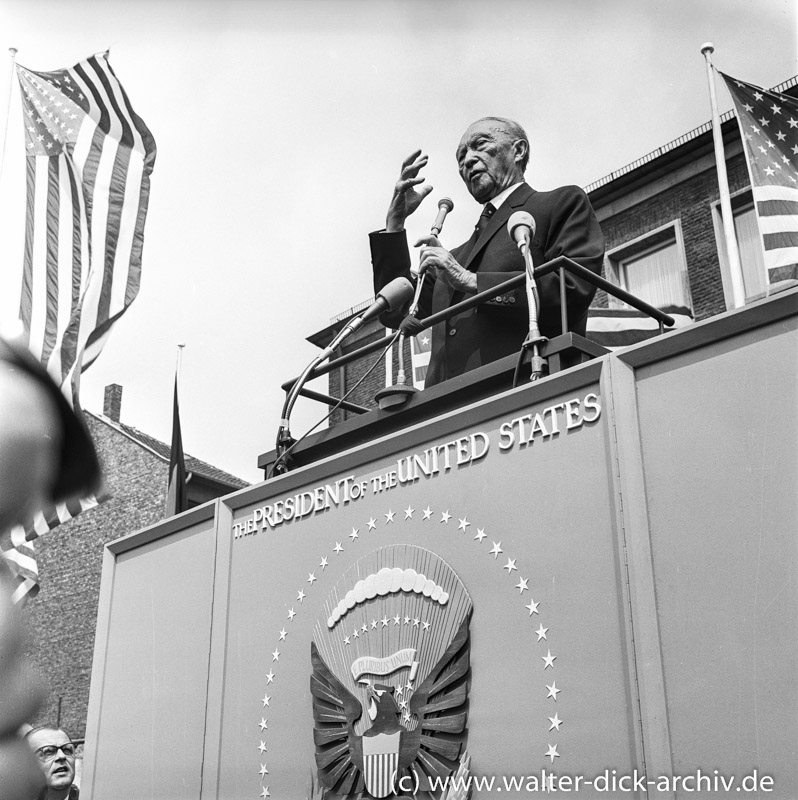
[22,385,247,745]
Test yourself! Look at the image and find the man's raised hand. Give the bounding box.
[386,150,433,232]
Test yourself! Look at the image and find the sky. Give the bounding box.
[0,0,795,484]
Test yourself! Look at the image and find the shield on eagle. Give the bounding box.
[362,731,400,798]
[310,545,472,798]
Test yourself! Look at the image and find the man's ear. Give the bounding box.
[513,138,529,165]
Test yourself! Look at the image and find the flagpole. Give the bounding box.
[0,48,17,191]
[175,342,186,384]
[701,42,746,309]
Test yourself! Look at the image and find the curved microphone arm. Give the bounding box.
[274,358,321,474]
[274,277,413,473]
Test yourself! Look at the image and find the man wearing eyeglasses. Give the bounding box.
[25,727,78,800]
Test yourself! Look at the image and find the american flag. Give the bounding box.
[586,305,694,349]
[720,72,798,284]
[1,53,155,603]
[1,495,102,604]
[410,332,431,389]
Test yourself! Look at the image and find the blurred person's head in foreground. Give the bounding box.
[0,335,100,800]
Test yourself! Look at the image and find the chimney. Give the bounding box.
[104,384,123,422]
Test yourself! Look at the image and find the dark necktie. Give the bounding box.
[476,202,496,236]
[458,202,496,268]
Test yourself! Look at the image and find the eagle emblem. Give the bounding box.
[311,545,472,798]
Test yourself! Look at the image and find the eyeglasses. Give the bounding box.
[35,743,76,761]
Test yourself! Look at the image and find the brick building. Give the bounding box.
[308,76,797,423]
[22,384,247,745]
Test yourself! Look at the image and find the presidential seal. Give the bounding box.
[311,544,472,798]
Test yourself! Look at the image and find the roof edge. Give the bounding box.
[585,74,798,196]
[86,411,249,489]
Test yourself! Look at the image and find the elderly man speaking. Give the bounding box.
[370,116,604,387]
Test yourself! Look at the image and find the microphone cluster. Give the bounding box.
[275,199,546,474]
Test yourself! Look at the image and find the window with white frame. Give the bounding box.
[712,189,767,302]
[605,221,692,310]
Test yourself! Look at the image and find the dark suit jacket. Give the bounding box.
[370,183,605,387]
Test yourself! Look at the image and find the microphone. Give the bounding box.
[507,211,536,251]
[311,278,414,365]
[358,277,414,326]
[416,197,455,281]
[312,276,413,362]
[430,197,454,236]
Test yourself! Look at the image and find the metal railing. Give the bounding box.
[280,255,675,413]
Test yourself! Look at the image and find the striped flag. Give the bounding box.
[410,332,431,389]
[720,72,798,284]
[17,51,156,389]
[1,496,103,604]
[586,305,694,350]
[1,526,38,606]
[3,52,156,602]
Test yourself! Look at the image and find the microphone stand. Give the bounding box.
[375,273,426,410]
[518,236,547,381]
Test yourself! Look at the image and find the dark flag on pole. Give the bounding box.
[720,72,798,284]
[165,377,188,517]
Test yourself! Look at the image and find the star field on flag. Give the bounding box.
[410,332,431,388]
[720,72,798,283]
